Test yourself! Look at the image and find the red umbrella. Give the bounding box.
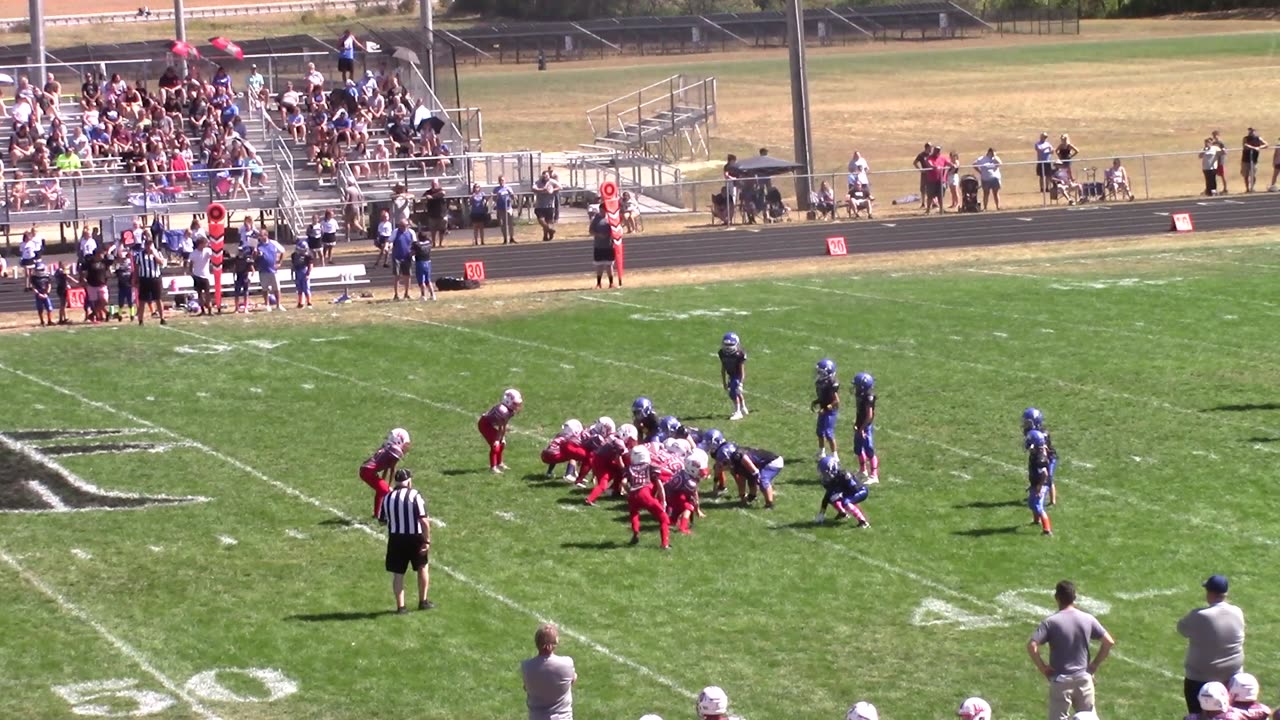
[208,36,244,61]
[170,40,201,59]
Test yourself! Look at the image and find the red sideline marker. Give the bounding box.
[67,287,86,309]
[826,236,848,256]
[464,261,486,282]
[1169,212,1194,233]
[599,180,624,285]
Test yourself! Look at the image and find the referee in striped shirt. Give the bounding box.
[132,233,167,326]
[378,468,435,614]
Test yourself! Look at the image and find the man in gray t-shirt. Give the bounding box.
[1177,574,1245,714]
[1027,580,1116,720]
[521,623,576,720]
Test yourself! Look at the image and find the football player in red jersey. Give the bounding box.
[478,388,522,474]
[624,445,670,549]
[540,418,589,481]
[583,423,636,505]
[359,428,410,519]
[666,448,709,534]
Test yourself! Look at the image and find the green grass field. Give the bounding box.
[1,238,1279,720]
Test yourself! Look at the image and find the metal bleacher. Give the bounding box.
[585,75,717,162]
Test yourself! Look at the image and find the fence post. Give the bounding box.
[1141,154,1150,200]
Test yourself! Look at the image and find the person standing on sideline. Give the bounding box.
[533,171,560,242]
[521,623,576,720]
[974,148,1003,211]
[336,30,366,84]
[390,218,414,301]
[378,468,434,614]
[1178,574,1245,714]
[1240,128,1268,193]
[1027,580,1116,720]
[411,227,436,301]
[255,231,285,312]
[1035,132,1055,193]
[494,176,516,244]
[589,206,615,289]
[133,234,167,325]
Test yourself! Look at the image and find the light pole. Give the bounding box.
[174,0,188,76]
[786,0,815,211]
[28,0,45,86]
[419,0,435,90]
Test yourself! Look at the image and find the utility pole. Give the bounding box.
[28,0,45,86]
[419,0,435,90]
[786,0,814,211]
[174,0,188,76]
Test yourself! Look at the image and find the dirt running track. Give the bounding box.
[0,193,1275,315]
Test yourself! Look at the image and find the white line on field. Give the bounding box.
[26,481,69,510]
[285,529,309,540]
[1115,588,1180,601]
[218,535,238,546]
[495,511,516,522]
[949,471,972,481]
[0,361,698,703]
[71,548,92,560]
[0,550,223,720]
[147,545,163,553]
[578,295,652,309]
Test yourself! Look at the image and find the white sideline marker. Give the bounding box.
[0,550,224,720]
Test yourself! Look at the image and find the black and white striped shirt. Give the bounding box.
[379,486,427,535]
[133,247,164,279]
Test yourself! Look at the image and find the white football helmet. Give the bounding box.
[665,437,693,458]
[561,419,584,437]
[957,697,991,720]
[1199,681,1230,712]
[618,423,639,444]
[847,701,878,720]
[639,715,664,720]
[596,416,616,435]
[1070,712,1100,720]
[502,388,523,408]
[630,445,651,466]
[386,428,411,446]
[685,449,709,477]
[696,686,729,717]
[1229,672,1260,703]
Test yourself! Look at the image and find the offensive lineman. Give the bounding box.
[714,442,783,509]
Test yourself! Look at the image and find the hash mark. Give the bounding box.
[71,548,92,560]
[950,471,972,480]
[147,545,163,553]
[301,384,315,390]
[285,529,309,540]
[249,387,263,394]
[217,535,238,546]
[495,511,516,522]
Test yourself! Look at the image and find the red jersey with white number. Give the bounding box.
[543,430,583,456]
[626,461,659,493]
[362,442,405,471]
[648,443,683,479]
[481,402,514,429]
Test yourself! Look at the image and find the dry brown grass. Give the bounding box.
[2,226,1272,332]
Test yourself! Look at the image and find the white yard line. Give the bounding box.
[0,550,224,720]
[26,481,69,510]
[0,361,698,703]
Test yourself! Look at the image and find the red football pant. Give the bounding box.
[667,491,695,532]
[478,418,504,468]
[584,461,618,504]
[359,465,390,517]
[541,443,589,466]
[628,486,670,547]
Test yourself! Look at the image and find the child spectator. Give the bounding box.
[375,209,392,268]
[291,241,313,309]
[52,262,77,325]
[320,209,340,265]
[31,262,53,327]
[231,246,252,313]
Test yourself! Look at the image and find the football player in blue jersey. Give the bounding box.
[714,442,783,509]
[655,415,682,444]
[1021,407,1058,506]
[814,456,870,528]
[631,396,661,443]
[812,358,841,463]
[852,372,879,484]
[1026,429,1053,536]
[718,332,749,421]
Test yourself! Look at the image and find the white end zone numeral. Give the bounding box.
[51,679,175,717]
[994,589,1111,618]
[53,668,297,716]
[910,598,1009,630]
[910,590,1112,631]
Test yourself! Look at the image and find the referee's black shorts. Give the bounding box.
[385,534,428,574]
[138,277,163,304]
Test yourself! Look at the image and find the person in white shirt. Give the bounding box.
[1034,131,1055,193]
[1200,138,1221,196]
[305,63,325,95]
[375,208,392,268]
[847,150,871,197]
[319,209,340,265]
[1105,158,1134,201]
[973,148,1003,211]
[19,230,40,288]
[186,236,215,315]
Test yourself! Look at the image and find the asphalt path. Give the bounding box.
[2,193,1275,315]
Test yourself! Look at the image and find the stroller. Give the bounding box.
[959,175,982,213]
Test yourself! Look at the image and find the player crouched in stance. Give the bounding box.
[847,700,879,720]
[812,358,840,463]
[584,422,637,505]
[1228,673,1271,720]
[814,456,870,528]
[852,372,879,484]
[1021,407,1058,506]
[957,697,992,720]
[631,397,663,443]
[714,442,783,509]
[1190,682,1242,720]
[719,332,749,420]
[542,418,589,481]
[360,428,410,519]
[479,388,522,474]
[1026,429,1053,536]
[625,445,671,549]
[666,448,709,534]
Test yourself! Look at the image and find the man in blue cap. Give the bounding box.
[1177,574,1245,714]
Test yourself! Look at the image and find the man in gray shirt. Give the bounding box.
[521,623,576,720]
[1027,580,1116,720]
[1178,574,1245,714]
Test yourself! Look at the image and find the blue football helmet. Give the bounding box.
[1022,407,1044,431]
[722,332,740,348]
[631,397,654,419]
[817,455,841,480]
[815,358,837,380]
[1025,429,1048,449]
[853,372,875,393]
[715,442,738,465]
[701,428,726,453]
[659,415,681,435]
